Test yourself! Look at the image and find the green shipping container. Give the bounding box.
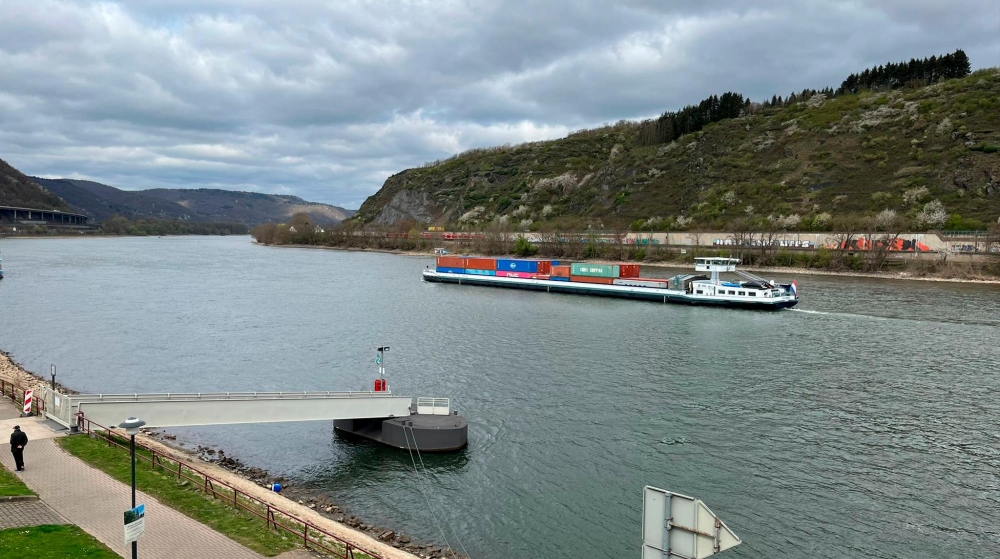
[570,263,619,278]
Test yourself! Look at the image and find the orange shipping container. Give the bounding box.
[465,257,497,270]
[536,261,552,275]
[618,264,640,278]
[570,276,615,285]
[551,265,571,277]
[436,256,466,268]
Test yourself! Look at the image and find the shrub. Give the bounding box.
[513,236,538,257]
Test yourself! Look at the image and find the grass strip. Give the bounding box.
[57,434,298,557]
[0,459,34,497]
[0,524,119,558]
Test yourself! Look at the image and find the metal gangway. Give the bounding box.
[734,269,770,283]
[41,388,414,429]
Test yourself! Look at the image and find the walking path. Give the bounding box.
[0,411,264,558]
[0,500,68,529]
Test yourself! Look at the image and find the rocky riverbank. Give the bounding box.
[0,351,465,559]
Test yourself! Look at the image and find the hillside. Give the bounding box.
[142,188,354,225]
[353,69,1000,232]
[31,178,354,226]
[0,158,72,211]
[31,178,196,223]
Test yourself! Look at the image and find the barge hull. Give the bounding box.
[422,271,798,310]
[334,414,469,452]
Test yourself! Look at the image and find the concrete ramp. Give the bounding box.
[42,389,412,429]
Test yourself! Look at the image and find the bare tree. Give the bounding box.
[610,218,629,261]
[863,210,905,272]
[728,219,758,263]
[686,231,703,257]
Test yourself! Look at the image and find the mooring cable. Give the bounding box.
[402,426,461,559]
[407,424,473,559]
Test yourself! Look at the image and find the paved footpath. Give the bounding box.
[0,500,68,529]
[0,412,265,558]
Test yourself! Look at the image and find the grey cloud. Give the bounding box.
[0,0,998,209]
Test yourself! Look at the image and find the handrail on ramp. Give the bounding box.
[416,397,450,416]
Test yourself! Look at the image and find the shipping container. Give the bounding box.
[536,261,552,275]
[464,268,496,276]
[570,275,615,285]
[534,275,551,281]
[436,256,466,268]
[495,271,536,278]
[436,267,466,274]
[465,257,497,270]
[618,264,641,278]
[613,278,667,289]
[549,276,571,281]
[551,265,571,278]
[570,263,619,278]
[495,259,546,273]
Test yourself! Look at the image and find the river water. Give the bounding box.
[1,236,998,559]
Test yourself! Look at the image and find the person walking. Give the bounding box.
[10,425,27,471]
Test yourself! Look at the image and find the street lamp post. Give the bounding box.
[119,417,146,559]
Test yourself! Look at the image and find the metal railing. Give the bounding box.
[78,416,384,559]
[0,379,45,416]
[939,230,989,237]
[415,397,450,416]
[65,391,397,402]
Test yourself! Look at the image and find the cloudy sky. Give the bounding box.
[1,1,998,209]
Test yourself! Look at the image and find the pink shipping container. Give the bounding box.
[496,271,536,278]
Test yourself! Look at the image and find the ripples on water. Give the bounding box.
[1,237,998,559]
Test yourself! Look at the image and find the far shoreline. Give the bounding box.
[255,242,1000,286]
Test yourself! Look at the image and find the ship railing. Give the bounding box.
[416,397,451,416]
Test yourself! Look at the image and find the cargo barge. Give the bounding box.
[423,257,798,310]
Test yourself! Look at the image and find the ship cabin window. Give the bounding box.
[749,292,757,297]
[728,290,736,295]
[696,289,704,295]
[738,291,746,296]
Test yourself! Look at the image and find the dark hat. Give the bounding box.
[12,425,19,430]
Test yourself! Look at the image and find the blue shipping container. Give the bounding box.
[549,276,570,281]
[436,267,466,274]
[495,259,539,273]
[551,260,560,266]
[464,269,496,276]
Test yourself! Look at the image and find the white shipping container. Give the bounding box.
[613,279,667,289]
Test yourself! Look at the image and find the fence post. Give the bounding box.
[177,461,182,481]
[303,523,309,547]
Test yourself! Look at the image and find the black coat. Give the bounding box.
[10,430,27,449]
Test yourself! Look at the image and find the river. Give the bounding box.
[0,236,998,559]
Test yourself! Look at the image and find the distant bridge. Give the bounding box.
[0,205,89,226]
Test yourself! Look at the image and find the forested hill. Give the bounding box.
[30,177,354,226]
[0,158,71,211]
[355,59,999,233]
